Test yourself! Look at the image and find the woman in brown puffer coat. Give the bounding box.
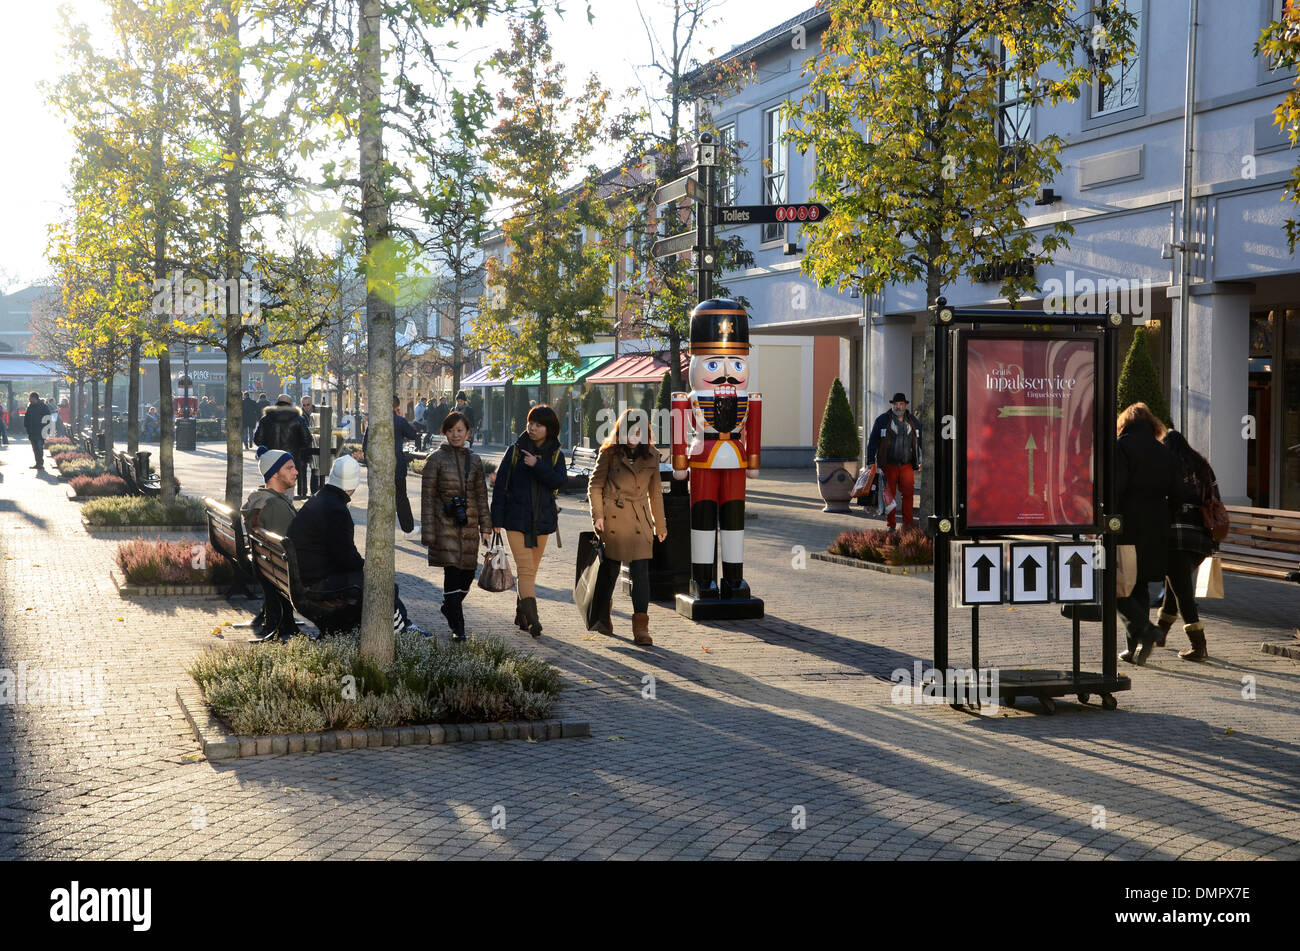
[421,412,492,641]
[588,408,667,645]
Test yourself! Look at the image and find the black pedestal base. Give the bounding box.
[675,593,764,620]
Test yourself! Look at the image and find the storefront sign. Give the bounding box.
[958,332,1100,534]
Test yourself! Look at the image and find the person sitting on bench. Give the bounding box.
[287,454,424,636]
[242,446,301,642]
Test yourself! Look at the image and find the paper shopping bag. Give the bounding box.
[1194,555,1224,599]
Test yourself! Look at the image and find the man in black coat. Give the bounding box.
[23,392,53,469]
[1115,404,1180,665]
[241,390,260,449]
[253,394,312,468]
[362,395,420,533]
[286,455,419,634]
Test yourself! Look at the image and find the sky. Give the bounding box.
[0,0,804,290]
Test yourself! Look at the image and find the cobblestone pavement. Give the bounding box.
[1,439,1297,860]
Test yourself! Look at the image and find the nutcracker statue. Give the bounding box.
[671,298,764,620]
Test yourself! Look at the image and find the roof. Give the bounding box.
[513,355,614,386]
[461,365,512,387]
[0,356,64,380]
[587,353,688,385]
[685,6,829,91]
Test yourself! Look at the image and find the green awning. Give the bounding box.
[512,355,614,386]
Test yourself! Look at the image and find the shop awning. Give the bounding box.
[587,353,682,385]
[0,357,63,380]
[460,365,512,387]
[513,355,614,386]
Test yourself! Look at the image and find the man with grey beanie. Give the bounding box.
[241,446,301,641]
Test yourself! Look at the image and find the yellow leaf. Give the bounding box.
[1225,727,1235,735]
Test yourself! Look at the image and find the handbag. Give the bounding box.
[1201,481,1230,543]
[477,530,515,593]
[573,530,607,631]
[1195,555,1224,599]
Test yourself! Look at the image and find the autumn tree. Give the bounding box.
[784,0,1135,526]
[1259,1,1300,249]
[474,17,615,405]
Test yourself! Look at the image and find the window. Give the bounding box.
[996,40,1031,182]
[1093,0,1142,117]
[717,124,737,206]
[1260,0,1298,82]
[762,105,788,243]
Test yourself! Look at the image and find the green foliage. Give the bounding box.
[655,371,672,412]
[1117,326,1172,427]
[187,632,564,735]
[1258,7,1300,251]
[816,378,860,460]
[83,495,205,526]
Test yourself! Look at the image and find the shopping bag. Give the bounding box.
[1194,555,1224,599]
[573,530,607,631]
[1116,544,1138,598]
[851,464,876,499]
[476,531,515,593]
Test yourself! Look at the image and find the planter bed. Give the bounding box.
[811,550,932,575]
[83,517,205,533]
[109,567,223,598]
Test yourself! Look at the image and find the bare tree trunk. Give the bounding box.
[104,372,115,464]
[91,379,100,440]
[222,0,246,509]
[127,337,141,454]
[359,0,397,664]
[921,242,942,536]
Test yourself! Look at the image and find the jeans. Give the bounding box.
[30,436,44,468]
[1161,550,1205,625]
[595,556,650,614]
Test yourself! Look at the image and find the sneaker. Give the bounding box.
[404,624,434,639]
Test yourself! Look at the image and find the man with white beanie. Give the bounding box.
[287,454,423,636]
[241,446,301,642]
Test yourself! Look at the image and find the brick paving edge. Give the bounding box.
[81,516,206,534]
[174,685,590,761]
[809,551,934,575]
[1260,640,1300,660]
[108,567,222,598]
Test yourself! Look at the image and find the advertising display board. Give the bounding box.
[957,331,1101,535]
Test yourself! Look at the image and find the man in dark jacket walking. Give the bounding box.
[286,455,420,635]
[241,390,259,449]
[253,394,312,479]
[865,393,922,529]
[23,392,53,469]
[362,396,420,533]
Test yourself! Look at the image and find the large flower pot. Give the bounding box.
[815,458,858,513]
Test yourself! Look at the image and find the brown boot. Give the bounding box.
[595,601,614,636]
[1178,622,1207,661]
[632,613,652,646]
[1155,610,1178,647]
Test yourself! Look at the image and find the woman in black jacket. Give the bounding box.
[490,404,567,638]
[1115,403,1180,666]
[1156,430,1220,661]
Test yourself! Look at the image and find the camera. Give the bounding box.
[443,496,469,526]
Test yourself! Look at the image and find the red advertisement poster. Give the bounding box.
[962,334,1097,531]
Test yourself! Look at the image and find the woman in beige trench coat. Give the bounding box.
[588,408,667,645]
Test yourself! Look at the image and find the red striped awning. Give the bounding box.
[587,353,686,385]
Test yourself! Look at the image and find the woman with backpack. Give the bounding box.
[490,404,567,638]
[1156,430,1221,661]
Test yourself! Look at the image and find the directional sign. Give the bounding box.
[653,175,703,206]
[961,544,1004,605]
[717,203,830,226]
[1010,544,1050,603]
[652,230,696,259]
[1055,543,1095,602]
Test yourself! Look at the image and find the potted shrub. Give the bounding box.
[814,378,861,513]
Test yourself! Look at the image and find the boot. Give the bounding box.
[595,600,614,637]
[690,563,720,600]
[521,596,542,639]
[721,562,751,600]
[1178,622,1208,661]
[441,593,466,641]
[632,612,653,646]
[1155,610,1178,647]
[514,597,528,633]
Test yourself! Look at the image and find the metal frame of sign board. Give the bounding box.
[1008,542,1052,603]
[1054,542,1097,603]
[960,543,1005,605]
[954,329,1104,537]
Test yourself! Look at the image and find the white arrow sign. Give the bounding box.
[1009,544,1050,603]
[962,544,1004,605]
[1056,543,1095,602]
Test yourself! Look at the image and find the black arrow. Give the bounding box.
[1065,552,1087,588]
[973,553,995,591]
[1020,554,1041,591]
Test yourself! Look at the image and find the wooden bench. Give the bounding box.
[565,446,599,494]
[1220,505,1300,582]
[247,528,362,636]
[203,497,261,602]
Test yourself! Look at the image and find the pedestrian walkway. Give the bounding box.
[1,441,1297,859]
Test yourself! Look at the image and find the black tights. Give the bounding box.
[595,557,650,614]
[443,565,475,598]
[1161,551,1204,625]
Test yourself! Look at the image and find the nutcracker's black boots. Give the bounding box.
[689,499,720,599]
[721,562,750,600]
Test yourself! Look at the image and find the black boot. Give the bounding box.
[440,592,467,641]
[514,597,528,632]
[721,562,751,600]
[690,563,720,599]
[520,596,542,638]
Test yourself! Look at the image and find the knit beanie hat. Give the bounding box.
[256,446,293,482]
[275,393,293,406]
[327,455,362,491]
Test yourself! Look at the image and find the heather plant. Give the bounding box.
[70,474,130,497]
[116,538,233,585]
[58,458,107,480]
[83,495,205,526]
[188,632,563,734]
[829,525,932,566]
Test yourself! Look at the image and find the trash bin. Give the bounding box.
[621,464,691,601]
[175,417,196,451]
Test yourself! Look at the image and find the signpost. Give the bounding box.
[716,203,829,225]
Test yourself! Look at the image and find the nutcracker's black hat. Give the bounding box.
[689,298,750,355]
